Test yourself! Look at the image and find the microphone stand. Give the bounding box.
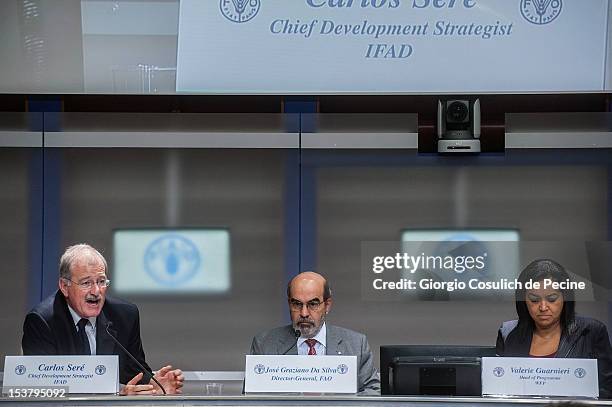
[105,322,167,395]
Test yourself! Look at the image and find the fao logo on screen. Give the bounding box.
[144,234,201,287]
[520,0,562,25]
[220,0,260,23]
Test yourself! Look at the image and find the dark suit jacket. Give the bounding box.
[22,290,151,385]
[496,316,612,399]
[250,324,380,395]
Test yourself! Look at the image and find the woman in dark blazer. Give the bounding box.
[496,259,612,399]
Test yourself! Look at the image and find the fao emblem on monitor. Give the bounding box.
[220,0,260,23]
[520,0,562,25]
[144,234,201,286]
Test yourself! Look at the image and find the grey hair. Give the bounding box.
[59,244,107,280]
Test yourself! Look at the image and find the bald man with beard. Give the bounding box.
[250,272,380,395]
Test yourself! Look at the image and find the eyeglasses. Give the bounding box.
[64,278,110,291]
[289,298,326,312]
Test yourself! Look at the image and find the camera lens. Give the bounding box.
[447,101,468,123]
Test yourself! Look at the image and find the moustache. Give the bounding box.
[297,318,315,325]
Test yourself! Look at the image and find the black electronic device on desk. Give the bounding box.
[380,345,497,396]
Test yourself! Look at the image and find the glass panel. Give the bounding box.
[0,113,43,370]
[506,112,612,149]
[48,143,297,370]
[506,112,612,133]
[300,113,418,149]
[33,112,300,371]
[44,113,299,148]
[304,146,611,369]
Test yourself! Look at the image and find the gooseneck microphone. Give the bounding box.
[105,321,167,395]
[281,329,302,355]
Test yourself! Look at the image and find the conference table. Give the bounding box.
[1,394,611,406]
[2,371,610,406]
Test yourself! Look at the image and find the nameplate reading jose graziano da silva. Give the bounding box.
[481,357,598,398]
[245,355,357,393]
[3,355,119,395]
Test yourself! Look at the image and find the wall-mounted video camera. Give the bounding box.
[437,98,480,153]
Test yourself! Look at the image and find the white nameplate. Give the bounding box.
[3,356,119,394]
[245,355,357,393]
[482,357,598,398]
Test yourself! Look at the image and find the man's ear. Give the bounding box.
[324,298,333,314]
[58,278,69,297]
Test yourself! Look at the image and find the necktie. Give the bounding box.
[305,338,317,355]
[77,318,91,355]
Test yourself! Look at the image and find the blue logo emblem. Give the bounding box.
[95,365,107,375]
[15,365,26,375]
[574,368,586,378]
[493,367,505,377]
[520,0,562,25]
[144,234,201,286]
[337,364,349,374]
[220,0,260,23]
[254,364,266,374]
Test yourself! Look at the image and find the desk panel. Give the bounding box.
[1,395,611,406]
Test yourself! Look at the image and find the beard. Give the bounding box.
[293,314,325,338]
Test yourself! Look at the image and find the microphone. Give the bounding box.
[105,321,167,395]
[281,329,301,355]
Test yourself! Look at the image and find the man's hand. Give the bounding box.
[120,372,157,396]
[151,365,184,395]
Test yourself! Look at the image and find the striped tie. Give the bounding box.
[305,339,317,355]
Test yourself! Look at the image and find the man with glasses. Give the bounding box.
[22,244,184,395]
[249,271,380,395]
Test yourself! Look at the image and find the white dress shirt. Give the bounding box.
[297,322,327,355]
[67,305,97,355]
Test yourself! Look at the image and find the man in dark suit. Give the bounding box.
[250,272,380,395]
[22,244,184,395]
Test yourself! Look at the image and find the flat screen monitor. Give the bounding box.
[112,228,231,295]
[380,345,497,396]
[401,229,520,300]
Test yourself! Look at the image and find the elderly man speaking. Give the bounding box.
[250,271,380,395]
[22,244,184,395]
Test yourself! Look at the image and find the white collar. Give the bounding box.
[67,304,97,329]
[297,322,327,348]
